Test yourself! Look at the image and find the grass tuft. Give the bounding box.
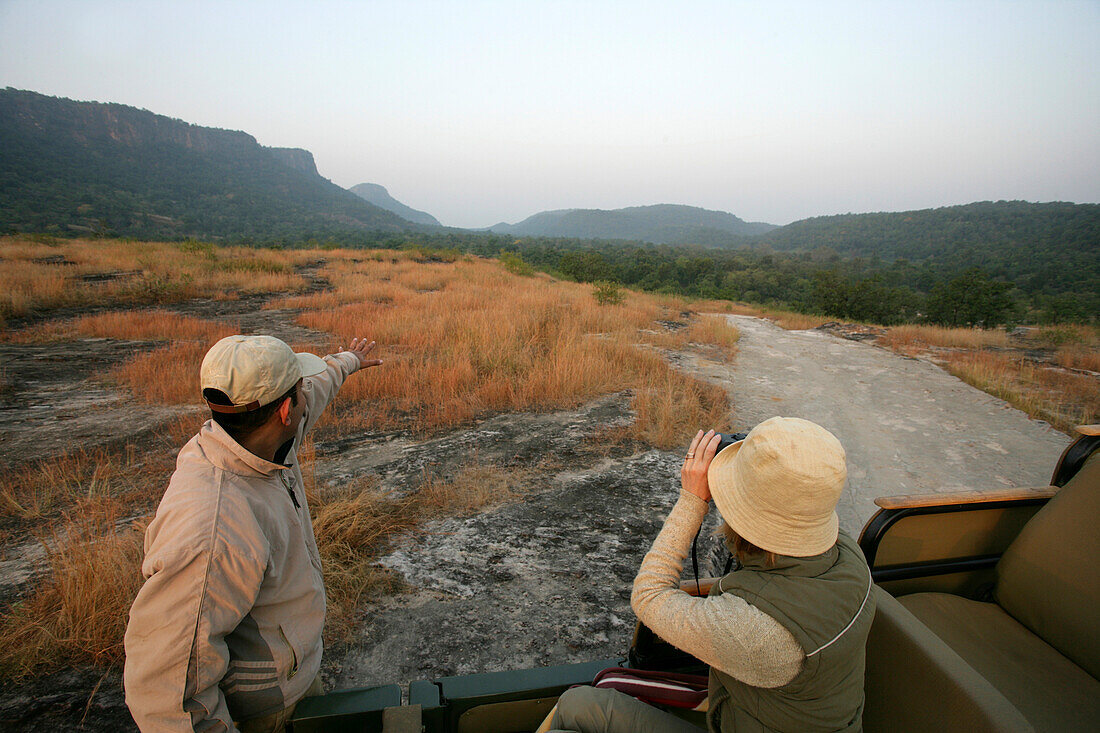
[0,513,147,678]
[942,350,1099,433]
[879,325,1009,351]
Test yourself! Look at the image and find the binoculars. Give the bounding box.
[716,431,750,454]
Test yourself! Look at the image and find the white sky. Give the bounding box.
[2,0,1098,228]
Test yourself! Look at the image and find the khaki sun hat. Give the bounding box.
[200,335,327,413]
[707,417,847,557]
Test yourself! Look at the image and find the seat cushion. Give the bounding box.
[995,451,1100,678]
[900,592,1100,732]
[865,587,1032,733]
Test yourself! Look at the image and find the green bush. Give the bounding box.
[593,280,625,306]
[500,252,535,276]
[178,239,216,259]
[1035,325,1087,348]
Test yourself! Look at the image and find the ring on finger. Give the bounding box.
[686,452,695,459]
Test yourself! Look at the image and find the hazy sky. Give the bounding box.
[2,1,1098,228]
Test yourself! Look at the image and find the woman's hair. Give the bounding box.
[720,522,777,567]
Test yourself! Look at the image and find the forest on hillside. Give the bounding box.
[194,199,1098,327]
[483,238,1095,327]
[240,229,1097,327]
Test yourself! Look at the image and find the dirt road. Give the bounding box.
[334,315,1070,690]
[693,315,1071,533]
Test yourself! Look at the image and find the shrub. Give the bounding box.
[592,280,624,306]
[177,239,216,259]
[499,252,535,277]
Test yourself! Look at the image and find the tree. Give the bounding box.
[811,270,848,317]
[925,269,1014,327]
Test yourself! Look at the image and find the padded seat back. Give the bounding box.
[994,452,1100,679]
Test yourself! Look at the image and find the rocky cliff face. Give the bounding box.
[1,89,255,155]
[264,147,321,177]
[0,88,414,239]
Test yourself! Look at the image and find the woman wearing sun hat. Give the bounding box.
[550,417,876,733]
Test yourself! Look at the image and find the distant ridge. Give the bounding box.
[349,183,441,227]
[0,88,415,240]
[490,204,776,245]
[759,200,1100,263]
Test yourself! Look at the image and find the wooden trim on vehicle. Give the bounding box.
[873,486,1057,510]
[679,578,718,597]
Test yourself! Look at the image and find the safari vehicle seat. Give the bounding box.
[863,450,1100,732]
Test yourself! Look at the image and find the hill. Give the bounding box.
[349,183,441,227]
[490,204,776,244]
[757,200,1100,295]
[0,88,414,241]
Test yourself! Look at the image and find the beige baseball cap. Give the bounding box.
[707,417,847,557]
[200,335,327,413]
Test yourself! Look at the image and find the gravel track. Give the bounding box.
[712,315,1070,533]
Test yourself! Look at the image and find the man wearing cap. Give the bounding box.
[124,334,381,733]
[551,418,875,732]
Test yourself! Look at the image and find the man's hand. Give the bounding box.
[681,429,722,502]
[347,337,383,370]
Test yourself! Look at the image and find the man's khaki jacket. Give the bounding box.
[124,352,359,732]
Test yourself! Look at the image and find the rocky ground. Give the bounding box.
[0,302,1072,731]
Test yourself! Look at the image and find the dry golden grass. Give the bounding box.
[872,323,1099,432]
[111,341,211,405]
[1,444,142,521]
[636,326,691,351]
[630,369,731,449]
[416,463,528,516]
[2,308,240,405]
[1055,346,1100,373]
[0,236,315,327]
[685,314,740,353]
[0,456,535,673]
[0,512,147,677]
[879,324,1010,351]
[942,351,1099,433]
[288,255,720,442]
[4,310,239,344]
[308,481,414,640]
[1,242,739,679]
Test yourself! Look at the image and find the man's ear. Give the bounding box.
[277,396,293,426]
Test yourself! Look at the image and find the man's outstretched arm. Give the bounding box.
[300,337,382,436]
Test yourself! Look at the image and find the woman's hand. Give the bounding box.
[681,429,722,502]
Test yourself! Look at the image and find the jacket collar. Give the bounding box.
[197,419,293,477]
[728,540,840,576]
